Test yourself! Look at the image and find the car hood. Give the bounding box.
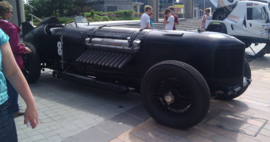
[210,0,238,8]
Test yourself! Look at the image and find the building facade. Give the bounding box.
[93,0,143,12]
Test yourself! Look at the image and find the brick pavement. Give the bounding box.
[15,72,142,142]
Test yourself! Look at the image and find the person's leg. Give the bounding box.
[6,79,19,113]
[0,100,18,142]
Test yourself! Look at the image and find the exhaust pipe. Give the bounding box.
[61,72,128,94]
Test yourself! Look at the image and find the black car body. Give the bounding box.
[23,17,251,129]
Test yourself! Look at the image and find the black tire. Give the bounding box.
[141,60,210,129]
[255,44,268,57]
[216,59,251,100]
[22,42,41,83]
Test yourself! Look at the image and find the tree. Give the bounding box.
[27,0,52,17]
[73,0,99,16]
[50,0,73,17]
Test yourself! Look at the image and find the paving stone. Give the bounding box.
[35,138,50,142]
[166,135,189,142]
[264,123,270,130]
[133,130,152,140]
[59,129,81,139]
[47,135,63,142]
[237,136,260,142]
[150,128,174,140]
[22,128,36,133]
[137,121,159,132]
[125,105,150,121]
[181,133,211,142]
[205,110,267,137]
[26,130,40,137]
[49,124,63,130]
[125,137,145,142]
[20,137,33,142]
[17,129,25,135]
[42,131,57,138]
[64,126,114,142]
[30,134,46,141]
[117,132,136,141]
[54,128,69,134]
[208,134,235,142]
[38,127,51,133]
[17,133,28,140]
[96,113,143,137]
[110,138,124,142]
[259,128,270,136]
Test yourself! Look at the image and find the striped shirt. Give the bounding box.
[0,28,9,105]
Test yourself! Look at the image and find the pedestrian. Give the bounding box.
[0,28,39,141]
[164,6,179,30]
[26,18,34,27]
[164,9,174,30]
[19,18,34,36]
[0,1,32,118]
[148,12,154,29]
[141,5,153,29]
[202,8,212,29]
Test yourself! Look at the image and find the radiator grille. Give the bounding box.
[214,49,243,78]
[76,49,133,69]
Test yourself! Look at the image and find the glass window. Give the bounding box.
[247,7,266,20]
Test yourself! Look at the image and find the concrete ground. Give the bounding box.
[15,19,270,142]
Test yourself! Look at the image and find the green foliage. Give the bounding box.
[73,0,100,16]
[91,10,95,17]
[101,16,109,21]
[26,0,53,17]
[33,17,75,25]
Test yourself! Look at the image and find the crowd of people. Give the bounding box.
[0,1,38,141]
[141,5,212,31]
[140,5,179,30]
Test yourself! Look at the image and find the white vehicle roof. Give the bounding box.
[210,0,238,8]
[210,0,269,8]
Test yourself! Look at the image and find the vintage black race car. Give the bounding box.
[23,16,252,129]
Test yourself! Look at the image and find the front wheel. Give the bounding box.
[22,42,41,83]
[141,61,210,129]
[216,59,251,100]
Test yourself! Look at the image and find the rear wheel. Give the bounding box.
[141,61,210,129]
[22,42,41,83]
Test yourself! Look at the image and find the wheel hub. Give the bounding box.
[164,91,175,105]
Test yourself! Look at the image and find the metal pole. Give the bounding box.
[204,0,205,9]
[16,0,21,25]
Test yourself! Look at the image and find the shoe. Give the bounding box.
[13,109,25,117]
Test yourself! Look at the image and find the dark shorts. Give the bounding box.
[0,100,18,142]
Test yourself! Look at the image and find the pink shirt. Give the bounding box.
[0,20,26,69]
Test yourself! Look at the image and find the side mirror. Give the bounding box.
[263,7,269,23]
[75,16,90,26]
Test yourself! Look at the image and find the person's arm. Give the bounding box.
[202,15,206,27]
[174,15,179,25]
[147,22,152,29]
[146,17,152,29]
[163,14,167,25]
[1,41,38,129]
[8,26,27,54]
[164,17,170,25]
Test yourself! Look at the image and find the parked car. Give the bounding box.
[206,0,270,57]
[22,16,251,129]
